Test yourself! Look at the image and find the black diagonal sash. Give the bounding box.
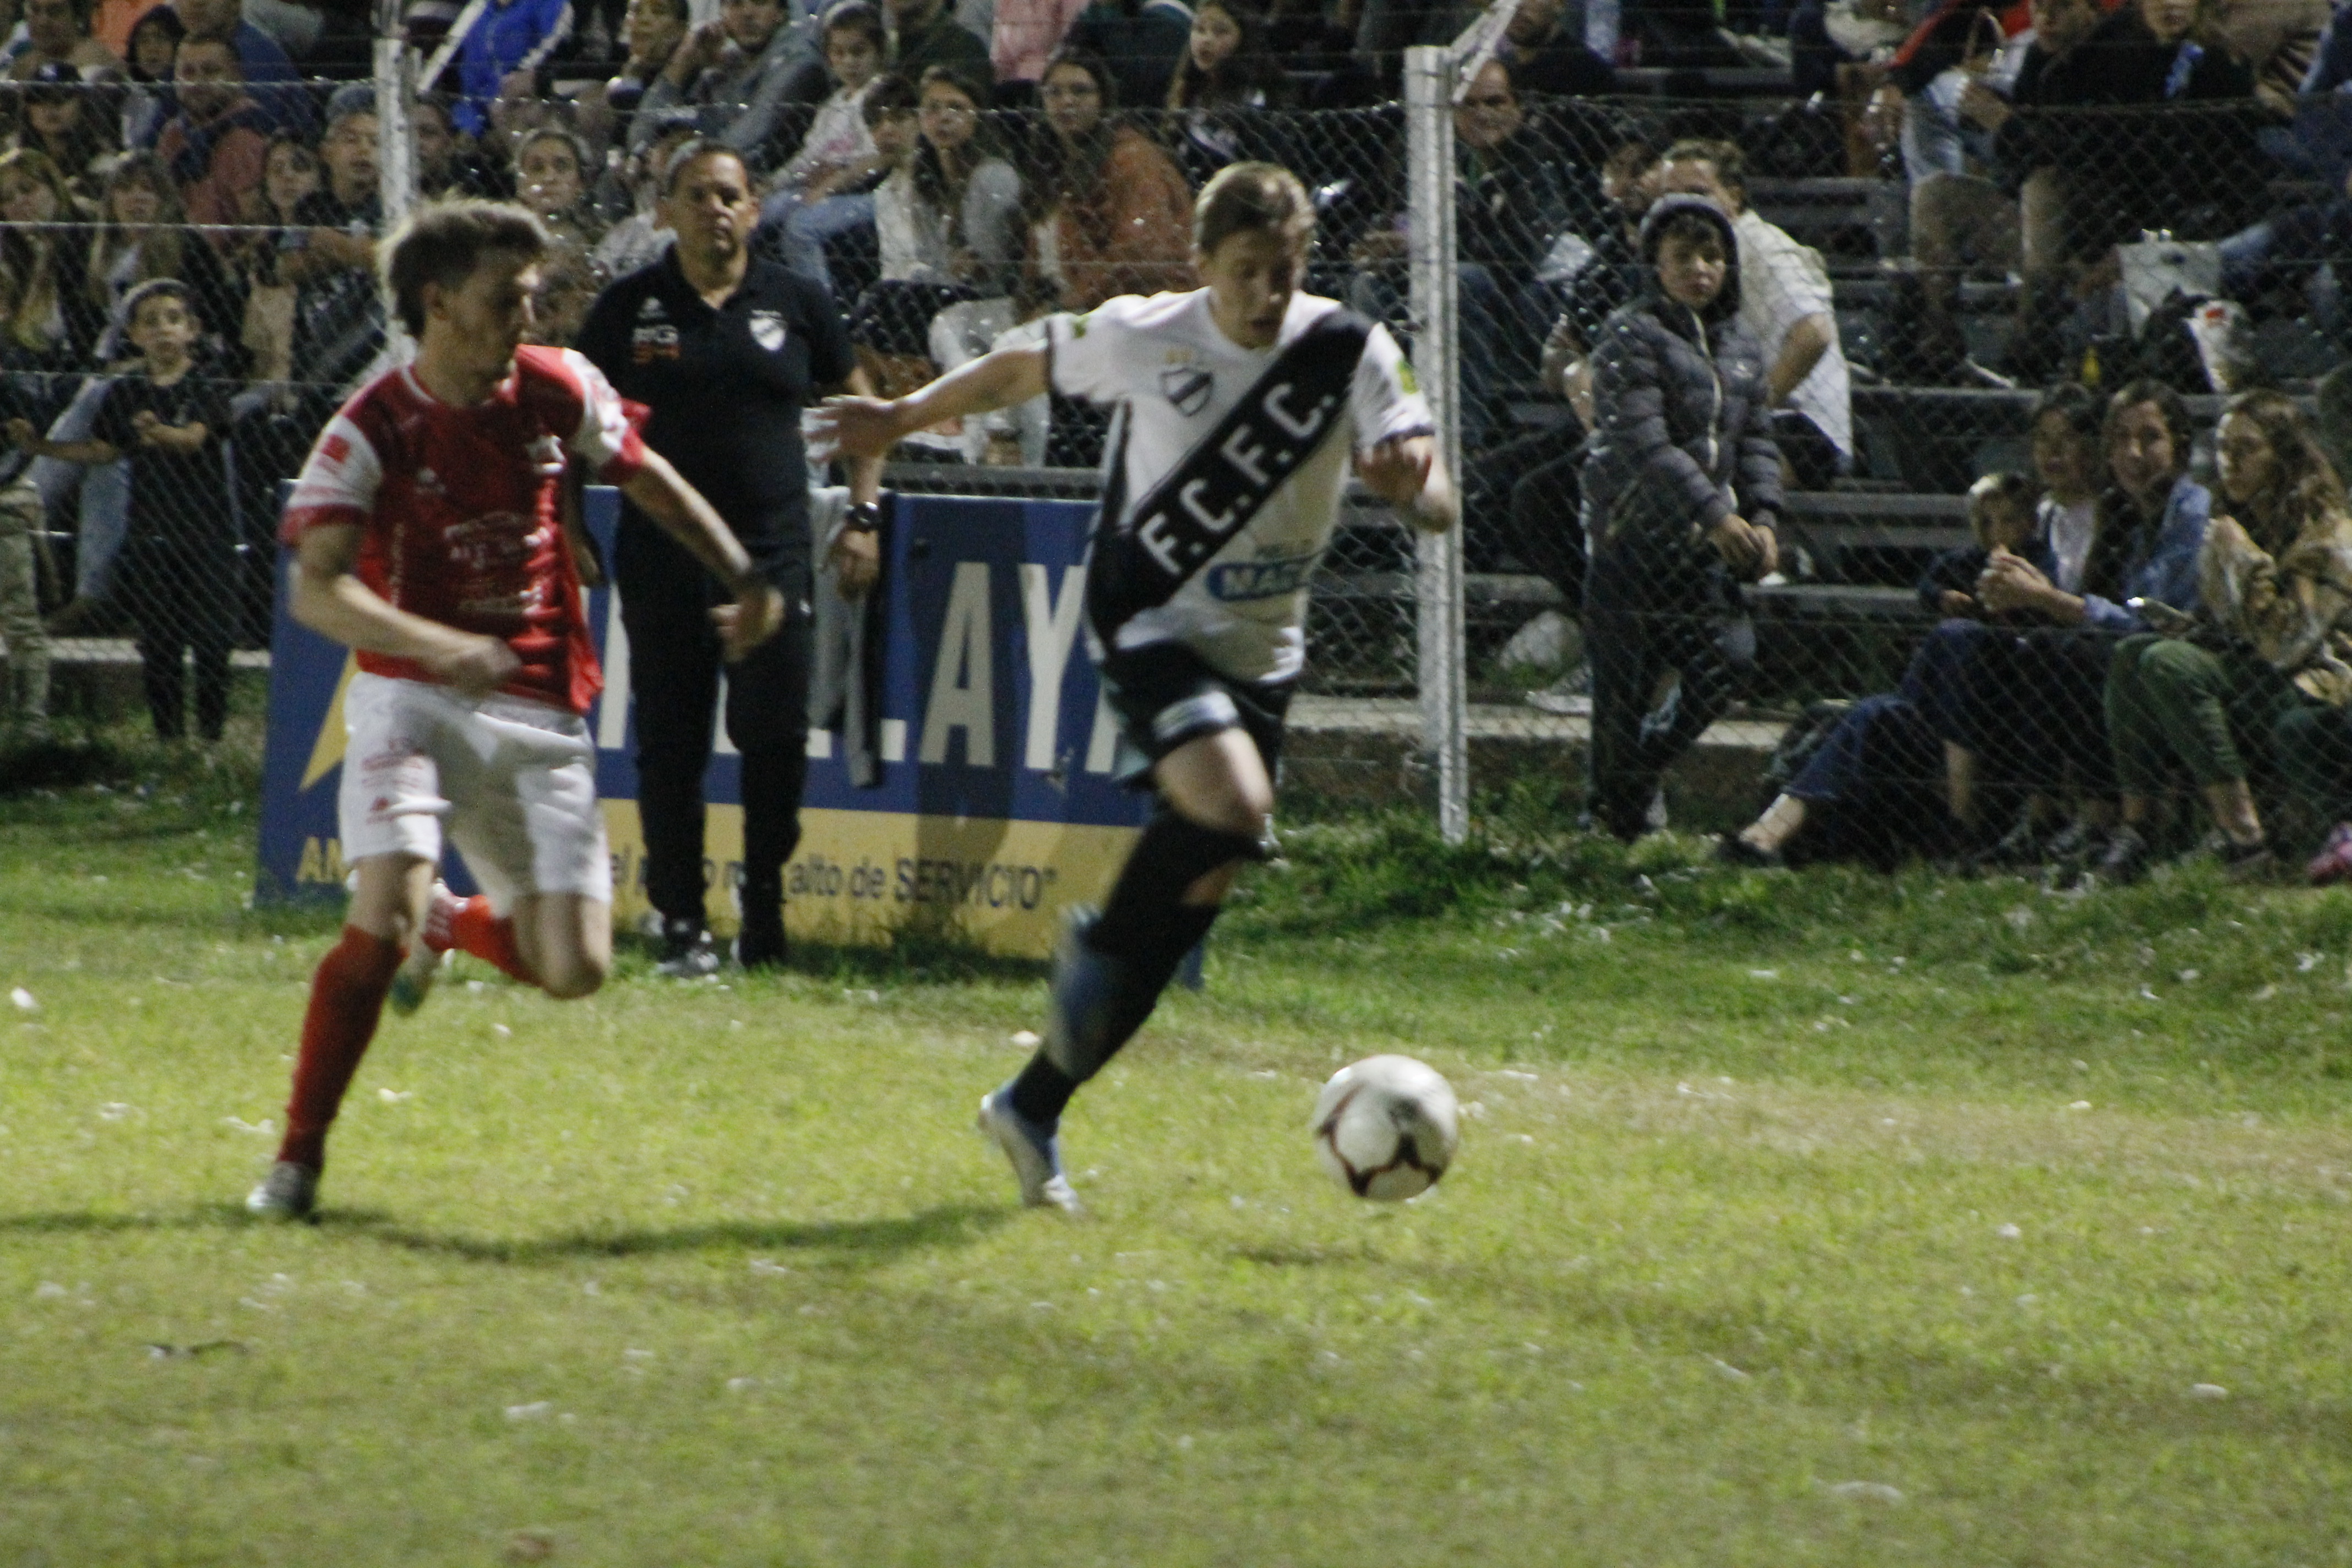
[1086,309,1373,647]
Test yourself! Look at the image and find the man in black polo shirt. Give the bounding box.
[577,138,883,975]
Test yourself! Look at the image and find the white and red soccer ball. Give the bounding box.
[1312,1054,1460,1201]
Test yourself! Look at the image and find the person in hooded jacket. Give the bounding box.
[1581,193,1784,842]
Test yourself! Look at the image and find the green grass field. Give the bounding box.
[4,716,2352,1565]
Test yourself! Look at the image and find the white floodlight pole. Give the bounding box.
[1405,43,1468,843]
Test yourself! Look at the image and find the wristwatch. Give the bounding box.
[841,500,883,534]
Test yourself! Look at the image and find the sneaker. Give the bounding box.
[976,1085,1083,1215]
[244,1160,318,1220]
[388,880,463,1016]
[1715,833,1784,869]
[1525,663,1592,716]
[2040,820,2108,872]
[2086,824,2153,888]
[2218,837,2274,884]
[654,918,720,979]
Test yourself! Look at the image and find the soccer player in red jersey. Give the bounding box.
[247,200,783,1220]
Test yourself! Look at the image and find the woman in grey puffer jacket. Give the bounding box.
[1580,193,1787,840]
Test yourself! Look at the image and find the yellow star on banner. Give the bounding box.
[300,653,360,791]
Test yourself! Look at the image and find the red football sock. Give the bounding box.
[277,926,402,1173]
[449,895,538,986]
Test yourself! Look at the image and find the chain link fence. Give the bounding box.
[12,49,2352,873]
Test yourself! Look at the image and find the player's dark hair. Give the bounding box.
[1193,161,1313,256]
[381,199,549,339]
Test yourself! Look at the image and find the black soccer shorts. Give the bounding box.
[1094,640,1294,790]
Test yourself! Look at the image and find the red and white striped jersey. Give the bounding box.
[281,345,647,715]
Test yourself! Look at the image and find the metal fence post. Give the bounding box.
[1404,43,1468,843]
[374,2,418,230]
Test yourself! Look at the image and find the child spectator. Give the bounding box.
[1919,471,2055,620]
[1580,194,1783,842]
[7,278,236,741]
[772,1,885,203]
[770,69,912,295]
[1162,0,1289,188]
[120,3,183,149]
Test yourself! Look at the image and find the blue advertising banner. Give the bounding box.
[254,490,1149,956]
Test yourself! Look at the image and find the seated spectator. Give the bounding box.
[97,0,171,63]
[990,0,1087,93]
[1162,0,1290,188]
[1496,0,1615,97]
[1580,195,1784,842]
[5,279,235,742]
[515,125,607,251]
[227,128,315,382]
[13,60,117,199]
[2006,0,2262,379]
[2103,391,2352,884]
[1354,59,1593,448]
[80,150,243,364]
[451,0,579,137]
[1063,0,1191,109]
[584,0,689,147]
[1724,473,2055,869]
[170,0,315,135]
[770,1,885,204]
[412,95,508,199]
[0,146,88,371]
[634,0,825,173]
[852,63,1019,392]
[768,67,910,293]
[1023,47,1192,311]
[156,31,270,232]
[888,0,992,85]
[119,3,182,148]
[6,0,124,80]
[278,93,381,391]
[1658,138,1853,488]
[594,113,699,277]
[1884,0,2100,385]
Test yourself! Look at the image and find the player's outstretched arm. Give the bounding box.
[290,524,521,697]
[1356,434,1458,536]
[813,344,1050,460]
[617,449,784,661]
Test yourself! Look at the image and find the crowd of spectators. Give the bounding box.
[6,0,2352,893]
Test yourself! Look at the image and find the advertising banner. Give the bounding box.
[254,490,1147,957]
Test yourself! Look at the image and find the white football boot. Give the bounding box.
[244,1160,318,1220]
[976,1087,1083,1216]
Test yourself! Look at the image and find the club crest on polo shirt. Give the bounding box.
[1159,364,1214,416]
[750,309,787,352]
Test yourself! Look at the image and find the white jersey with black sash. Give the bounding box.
[1047,289,1434,684]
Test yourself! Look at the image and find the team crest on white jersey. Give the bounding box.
[750,309,787,352]
[1159,365,1214,416]
[638,296,666,320]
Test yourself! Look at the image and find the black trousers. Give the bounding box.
[616,525,812,929]
[118,536,235,742]
[1583,549,1756,840]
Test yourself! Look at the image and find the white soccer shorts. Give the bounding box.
[337,672,612,913]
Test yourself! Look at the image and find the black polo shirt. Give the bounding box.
[575,247,854,586]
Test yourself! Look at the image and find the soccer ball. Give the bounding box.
[1311,1055,1460,1201]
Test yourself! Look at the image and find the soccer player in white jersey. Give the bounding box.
[246,200,785,1221]
[818,162,1458,1213]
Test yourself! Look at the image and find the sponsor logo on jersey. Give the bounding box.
[631,323,680,362]
[319,433,350,465]
[750,309,787,352]
[1205,548,1319,601]
[1159,365,1215,416]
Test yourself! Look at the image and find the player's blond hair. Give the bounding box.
[380,198,550,339]
[1193,162,1314,258]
